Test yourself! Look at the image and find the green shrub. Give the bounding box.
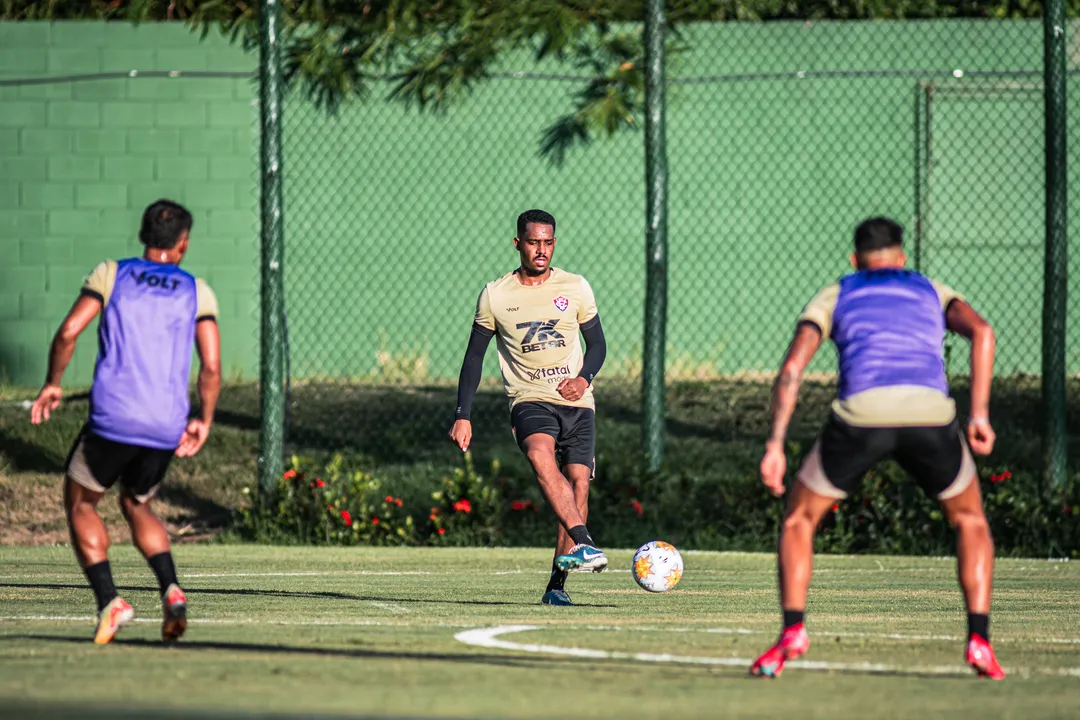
[232,450,1080,558]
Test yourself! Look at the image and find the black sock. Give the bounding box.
[567,525,595,547]
[968,613,990,642]
[546,560,568,593]
[147,552,179,594]
[783,609,805,629]
[84,561,118,612]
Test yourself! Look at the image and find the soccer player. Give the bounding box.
[450,209,608,606]
[750,217,1004,680]
[30,199,221,645]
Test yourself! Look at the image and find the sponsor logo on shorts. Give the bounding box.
[527,365,572,384]
[553,295,569,312]
[516,320,566,353]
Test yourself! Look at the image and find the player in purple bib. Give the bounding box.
[750,217,1004,680]
[30,200,221,646]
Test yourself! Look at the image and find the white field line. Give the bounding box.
[3,614,1079,646]
[454,625,1080,679]
[0,615,468,628]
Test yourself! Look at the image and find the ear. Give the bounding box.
[177,230,190,256]
[513,237,521,251]
[898,250,908,267]
[849,252,859,270]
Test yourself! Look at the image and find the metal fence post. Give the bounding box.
[1043,0,1069,490]
[642,0,669,472]
[258,0,286,493]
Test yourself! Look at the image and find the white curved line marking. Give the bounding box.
[454,625,1080,678]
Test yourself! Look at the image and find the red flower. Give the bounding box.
[629,499,643,516]
[283,469,297,480]
[372,517,380,525]
[316,479,326,488]
[831,503,840,512]
[990,471,1011,483]
[511,499,532,511]
[430,507,440,517]
[327,504,334,510]
[385,495,393,503]
[395,498,403,507]
[340,510,352,527]
[453,499,472,514]
[437,527,446,535]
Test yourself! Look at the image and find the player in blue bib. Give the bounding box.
[750,217,1004,680]
[30,200,222,645]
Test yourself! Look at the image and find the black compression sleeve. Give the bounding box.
[454,323,495,420]
[578,315,607,385]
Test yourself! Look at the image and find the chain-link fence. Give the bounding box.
[278,19,1077,481]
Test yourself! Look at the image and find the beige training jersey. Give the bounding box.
[82,260,219,320]
[797,277,964,428]
[474,267,599,411]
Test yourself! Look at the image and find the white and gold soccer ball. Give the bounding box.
[632,540,684,593]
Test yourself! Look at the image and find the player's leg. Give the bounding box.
[898,423,1003,679]
[512,403,604,573]
[63,432,134,644]
[543,407,598,603]
[752,415,888,677]
[750,480,835,677]
[543,462,592,605]
[119,449,187,642]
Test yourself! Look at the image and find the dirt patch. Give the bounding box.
[0,469,233,547]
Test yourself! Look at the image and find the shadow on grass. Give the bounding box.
[0,427,67,473]
[3,633,574,671]
[155,485,234,533]
[0,583,616,609]
[0,696,498,720]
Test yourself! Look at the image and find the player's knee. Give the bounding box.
[569,473,591,493]
[118,491,145,518]
[781,506,817,536]
[949,506,990,535]
[524,444,554,468]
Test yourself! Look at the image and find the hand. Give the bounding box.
[556,377,589,402]
[967,418,996,456]
[30,385,63,425]
[449,419,473,452]
[760,441,788,497]
[175,419,211,457]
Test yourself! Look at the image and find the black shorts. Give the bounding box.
[796,413,975,500]
[510,401,596,473]
[65,428,174,503]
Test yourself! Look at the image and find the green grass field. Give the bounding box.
[1,546,1078,719]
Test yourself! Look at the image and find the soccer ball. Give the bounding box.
[632,540,684,593]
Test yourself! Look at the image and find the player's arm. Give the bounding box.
[557,315,606,402]
[761,322,823,497]
[449,323,495,451]
[176,318,222,457]
[30,294,102,425]
[450,286,496,452]
[177,283,223,457]
[945,299,996,455]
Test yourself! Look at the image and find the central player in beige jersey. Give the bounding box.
[450,209,608,606]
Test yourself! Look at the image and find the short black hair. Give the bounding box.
[139,199,193,250]
[517,209,556,238]
[854,217,903,253]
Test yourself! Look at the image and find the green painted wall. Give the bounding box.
[0,22,258,388]
[2,20,1076,389]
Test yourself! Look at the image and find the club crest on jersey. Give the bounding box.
[553,295,569,312]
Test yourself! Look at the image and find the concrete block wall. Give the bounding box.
[0,22,259,388]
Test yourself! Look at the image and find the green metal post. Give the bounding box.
[642,0,669,472]
[258,0,286,493]
[1042,0,1068,490]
